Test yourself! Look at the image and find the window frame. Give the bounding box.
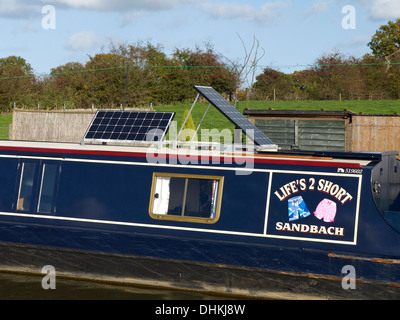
[149,172,224,224]
[14,159,61,214]
[37,162,60,214]
[16,161,39,212]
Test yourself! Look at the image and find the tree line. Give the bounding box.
[252,19,400,101]
[0,19,399,112]
[0,42,238,112]
[251,50,400,101]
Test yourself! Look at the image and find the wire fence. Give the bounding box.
[0,62,400,81]
[1,59,400,112]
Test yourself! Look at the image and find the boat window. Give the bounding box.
[149,173,224,224]
[16,160,60,214]
[37,164,58,213]
[17,162,37,212]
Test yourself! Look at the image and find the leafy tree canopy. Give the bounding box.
[368,18,400,59]
[0,56,33,77]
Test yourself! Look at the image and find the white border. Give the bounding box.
[263,170,362,245]
[0,155,363,245]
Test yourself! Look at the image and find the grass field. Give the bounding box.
[153,99,400,134]
[0,113,12,140]
[1,99,399,140]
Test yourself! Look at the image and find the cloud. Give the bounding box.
[365,0,400,20]
[121,10,146,26]
[305,0,400,21]
[0,0,189,20]
[200,1,288,26]
[65,30,103,51]
[304,0,332,15]
[43,0,188,12]
[0,0,40,18]
[336,35,369,48]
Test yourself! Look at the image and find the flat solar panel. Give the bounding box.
[194,86,276,147]
[83,110,175,144]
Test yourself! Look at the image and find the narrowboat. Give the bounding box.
[0,86,399,299]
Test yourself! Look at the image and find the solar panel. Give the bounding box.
[193,86,277,147]
[83,110,175,144]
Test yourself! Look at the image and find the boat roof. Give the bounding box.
[0,139,379,168]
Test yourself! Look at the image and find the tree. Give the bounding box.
[0,56,35,111]
[85,53,126,107]
[222,34,265,107]
[310,51,363,100]
[109,40,185,106]
[174,43,236,100]
[252,68,294,100]
[365,19,400,98]
[144,42,188,104]
[368,19,400,61]
[291,69,317,100]
[48,62,87,108]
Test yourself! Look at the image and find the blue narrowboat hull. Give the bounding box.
[0,141,399,299]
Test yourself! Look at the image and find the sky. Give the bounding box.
[0,0,399,76]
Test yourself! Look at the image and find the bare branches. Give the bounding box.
[385,48,400,72]
[220,33,265,108]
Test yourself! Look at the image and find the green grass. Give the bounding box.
[155,102,237,133]
[242,100,400,114]
[0,113,12,140]
[155,99,400,133]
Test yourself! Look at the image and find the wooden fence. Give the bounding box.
[245,109,400,156]
[10,110,96,143]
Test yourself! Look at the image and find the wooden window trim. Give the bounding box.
[149,172,224,224]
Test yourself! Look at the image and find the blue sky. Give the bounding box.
[0,0,399,76]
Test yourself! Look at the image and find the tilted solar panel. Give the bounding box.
[83,110,175,144]
[193,86,277,147]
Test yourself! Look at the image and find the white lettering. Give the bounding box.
[341,5,356,30]
[299,178,307,191]
[41,5,56,30]
[292,223,300,232]
[300,224,310,233]
[275,222,345,237]
[335,227,345,236]
[41,265,56,290]
[341,193,353,204]
[319,226,327,235]
[199,305,246,316]
[283,223,291,231]
[317,178,325,191]
[155,304,189,318]
[322,180,333,193]
[317,179,353,204]
[342,265,356,289]
[335,188,348,201]
[274,190,286,201]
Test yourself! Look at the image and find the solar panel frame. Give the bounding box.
[83,110,175,144]
[193,86,277,147]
